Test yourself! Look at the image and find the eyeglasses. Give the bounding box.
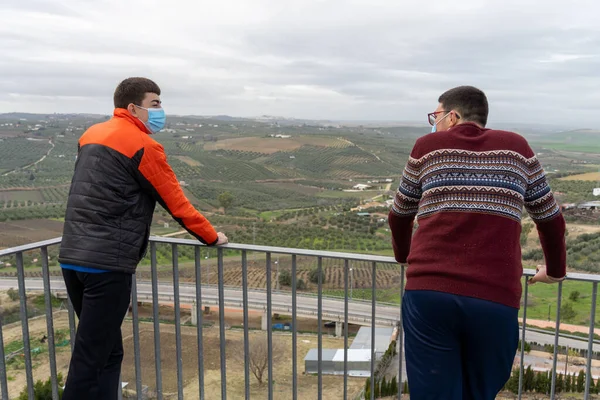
[427,111,449,126]
[427,110,460,126]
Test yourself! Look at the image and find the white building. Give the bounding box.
[304,327,394,377]
[352,184,372,191]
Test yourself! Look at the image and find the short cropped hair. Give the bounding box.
[438,86,489,127]
[113,77,161,109]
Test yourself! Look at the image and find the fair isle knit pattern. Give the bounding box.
[392,149,560,223]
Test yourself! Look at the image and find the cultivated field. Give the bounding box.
[0,189,44,203]
[204,136,351,154]
[175,155,203,167]
[561,171,600,181]
[0,219,64,248]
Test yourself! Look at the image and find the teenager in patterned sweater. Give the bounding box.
[389,86,566,399]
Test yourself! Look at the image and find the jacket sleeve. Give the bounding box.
[136,140,218,245]
[388,149,422,264]
[524,153,567,279]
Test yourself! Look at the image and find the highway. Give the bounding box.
[0,278,401,326]
[2,278,599,352]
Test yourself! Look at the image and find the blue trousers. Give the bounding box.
[402,290,518,400]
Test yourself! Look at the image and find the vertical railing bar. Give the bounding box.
[0,278,8,400]
[266,253,274,400]
[317,256,323,400]
[518,276,529,399]
[550,281,563,399]
[172,244,184,400]
[16,251,34,399]
[67,296,76,354]
[41,246,59,400]
[131,274,143,400]
[150,242,163,400]
[292,254,298,400]
[194,246,205,400]
[398,264,405,399]
[344,259,349,399]
[242,250,251,400]
[0,315,7,400]
[370,261,376,400]
[585,282,598,399]
[217,247,227,400]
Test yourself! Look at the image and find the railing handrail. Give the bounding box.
[0,236,397,263]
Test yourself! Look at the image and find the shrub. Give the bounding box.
[19,373,64,399]
[278,270,292,287]
[309,267,324,284]
[7,288,19,301]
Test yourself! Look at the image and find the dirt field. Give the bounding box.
[1,312,72,398]
[560,171,600,181]
[2,304,364,399]
[204,136,349,154]
[0,219,64,248]
[0,189,44,203]
[175,156,203,167]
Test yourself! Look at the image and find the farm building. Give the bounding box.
[304,327,394,376]
[350,327,395,359]
[578,201,600,210]
[352,184,372,190]
[304,349,372,376]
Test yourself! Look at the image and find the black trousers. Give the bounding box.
[61,269,132,400]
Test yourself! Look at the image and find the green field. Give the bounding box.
[520,280,600,326]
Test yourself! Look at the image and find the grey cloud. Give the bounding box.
[2,0,600,126]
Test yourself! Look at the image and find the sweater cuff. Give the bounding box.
[388,210,414,263]
[536,214,567,279]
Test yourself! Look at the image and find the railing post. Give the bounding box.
[41,246,60,400]
[291,254,298,400]
[550,281,563,399]
[217,247,227,400]
[585,282,598,399]
[518,275,529,399]
[172,244,184,400]
[370,261,376,400]
[242,250,251,400]
[16,252,34,399]
[317,256,323,400]
[194,246,206,400]
[266,252,274,400]
[398,264,405,399]
[131,274,143,400]
[0,299,8,400]
[150,242,163,400]
[344,259,349,399]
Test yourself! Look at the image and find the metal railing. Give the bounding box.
[0,236,599,399]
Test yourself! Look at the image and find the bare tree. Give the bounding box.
[234,333,285,386]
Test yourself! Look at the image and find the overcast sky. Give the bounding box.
[1,0,599,126]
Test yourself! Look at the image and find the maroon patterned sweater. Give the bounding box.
[388,123,567,308]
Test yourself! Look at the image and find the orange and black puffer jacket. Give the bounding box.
[58,109,218,273]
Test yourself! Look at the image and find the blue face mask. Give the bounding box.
[135,105,166,134]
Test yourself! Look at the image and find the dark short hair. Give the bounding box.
[113,77,161,109]
[438,85,489,127]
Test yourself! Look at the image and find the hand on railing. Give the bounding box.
[216,232,229,245]
[528,265,566,285]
